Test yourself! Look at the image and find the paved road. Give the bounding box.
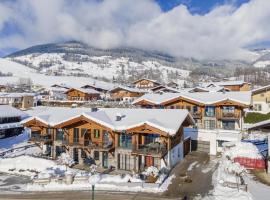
[0,191,180,200]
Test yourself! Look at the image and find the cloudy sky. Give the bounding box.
[0,0,269,60]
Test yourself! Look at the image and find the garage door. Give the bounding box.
[191,140,210,153]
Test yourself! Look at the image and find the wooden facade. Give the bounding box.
[133,79,160,89]
[65,88,100,101]
[24,113,192,172]
[134,96,248,130]
[221,83,251,91]
[110,88,145,101]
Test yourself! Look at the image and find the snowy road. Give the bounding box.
[0,190,179,200]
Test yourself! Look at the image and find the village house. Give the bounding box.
[0,93,36,109]
[199,81,251,91]
[133,91,251,155]
[65,88,100,101]
[166,81,179,89]
[81,82,115,100]
[109,86,147,102]
[22,107,194,171]
[151,85,180,93]
[133,78,161,89]
[0,105,27,139]
[251,84,270,113]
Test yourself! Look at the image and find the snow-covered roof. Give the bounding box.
[252,84,270,94]
[65,88,100,94]
[190,86,230,93]
[0,105,27,118]
[81,81,116,91]
[200,81,249,88]
[151,85,180,93]
[0,92,35,98]
[247,119,270,130]
[133,91,251,106]
[110,86,147,93]
[22,107,194,136]
[50,83,71,89]
[133,78,161,85]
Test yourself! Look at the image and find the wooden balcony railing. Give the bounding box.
[62,140,113,150]
[218,112,240,119]
[29,134,52,144]
[132,143,167,156]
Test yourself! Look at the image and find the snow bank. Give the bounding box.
[224,142,262,159]
[0,155,57,176]
[99,174,143,183]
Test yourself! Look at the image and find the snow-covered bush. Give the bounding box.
[142,166,159,178]
[57,153,75,170]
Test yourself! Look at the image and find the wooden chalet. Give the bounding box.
[110,86,146,101]
[65,88,100,101]
[133,92,251,130]
[22,107,194,171]
[133,78,161,89]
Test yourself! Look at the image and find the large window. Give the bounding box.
[118,154,132,171]
[204,120,216,130]
[254,104,262,111]
[223,106,235,113]
[144,134,160,145]
[205,106,215,117]
[81,128,88,137]
[73,128,79,144]
[94,151,99,160]
[56,129,64,141]
[119,133,132,149]
[46,128,53,135]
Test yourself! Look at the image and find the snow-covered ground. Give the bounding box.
[5,53,190,85]
[0,58,117,88]
[203,141,270,200]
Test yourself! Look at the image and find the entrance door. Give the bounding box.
[102,152,108,168]
[145,156,153,167]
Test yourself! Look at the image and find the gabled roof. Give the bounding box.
[201,81,249,88]
[65,88,100,95]
[0,105,27,118]
[0,92,35,98]
[110,86,147,93]
[189,86,230,93]
[151,85,180,93]
[133,91,251,107]
[81,81,116,91]
[132,78,161,85]
[252,84,270,94]
[21,107,194,136]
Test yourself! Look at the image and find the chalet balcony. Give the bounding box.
[132,143,167,156]
[218,112,240,119]
[64,140,113,150]
[29,134,52,144]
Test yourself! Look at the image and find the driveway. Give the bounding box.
[162,151,218,199]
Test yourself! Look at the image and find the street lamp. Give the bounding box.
[88,174,101,200]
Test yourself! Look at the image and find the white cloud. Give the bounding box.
[0,0,269,60]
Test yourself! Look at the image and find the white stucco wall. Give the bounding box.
[162,142,184,169]
[184,128,242,156]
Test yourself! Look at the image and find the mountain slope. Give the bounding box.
[5,41,192,85]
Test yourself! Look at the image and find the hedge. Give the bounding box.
[244,112,270,124]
